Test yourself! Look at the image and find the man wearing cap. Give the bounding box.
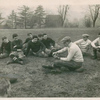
[91,33,100,59]
[74,34,91,55]
[42,36,84,73]
[7,34,25,65]
[0,37,12,59]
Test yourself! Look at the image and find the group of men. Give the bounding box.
[43,33,100,73]
[0,32,100,73]
[0,33,60,65]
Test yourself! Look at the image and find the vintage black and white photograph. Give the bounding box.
[0,0,100,98]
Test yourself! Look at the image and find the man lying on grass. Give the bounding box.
[25,35,47,57]
[42,36,84,73]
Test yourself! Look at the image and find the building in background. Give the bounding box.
[45,15,62,28]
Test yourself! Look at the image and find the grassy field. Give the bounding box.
[0,28,100,97]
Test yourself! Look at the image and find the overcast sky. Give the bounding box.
[0,0,100,21]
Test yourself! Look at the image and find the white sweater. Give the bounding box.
[74,39,91,52]
[91,38,100,48]
[57,42,84,62]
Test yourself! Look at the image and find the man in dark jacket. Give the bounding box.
[24,33,33,44]
[25,35,47,57]
[42,33,55,49]
[12,34,23,51]
[7,34,25,65]
[42,33,61,57]
[0,37,12,59]
[23,33,33,54]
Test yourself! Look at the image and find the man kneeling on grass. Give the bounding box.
[25,35,47,57]
[42,36,84,73]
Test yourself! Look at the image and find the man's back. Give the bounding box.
[68,43,84,62]
[74,39,91,52]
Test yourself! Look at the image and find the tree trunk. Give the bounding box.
[15,14,17,29]
[93,20,96,27]
[25,13,27,29]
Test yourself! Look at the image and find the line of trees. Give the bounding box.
[6,5,46,29]
[0,5,100,29]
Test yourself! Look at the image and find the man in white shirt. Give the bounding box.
[74,34,91,55]
[91,33,100,59]
[42,36,84,73]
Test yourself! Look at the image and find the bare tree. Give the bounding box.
[89,5,100,27]
[0,13,4,25]
[58,5,69,27]
[84,15,92,27]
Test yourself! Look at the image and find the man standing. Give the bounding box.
[25,35,47,57]
[0,37,12,59]
[91,33,100,60]
[74,34,91,55]
[42,36,84,73]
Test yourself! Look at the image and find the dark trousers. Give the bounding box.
[93,48,100,58]
[54,60,82,71]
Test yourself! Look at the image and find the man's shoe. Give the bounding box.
[42,65,53,69]
[97,58,100,60]
[75,67,84,73]
[92,56,97,60]
[50,69,61,74]
[7,61,13,65]
[18,61,24,65]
